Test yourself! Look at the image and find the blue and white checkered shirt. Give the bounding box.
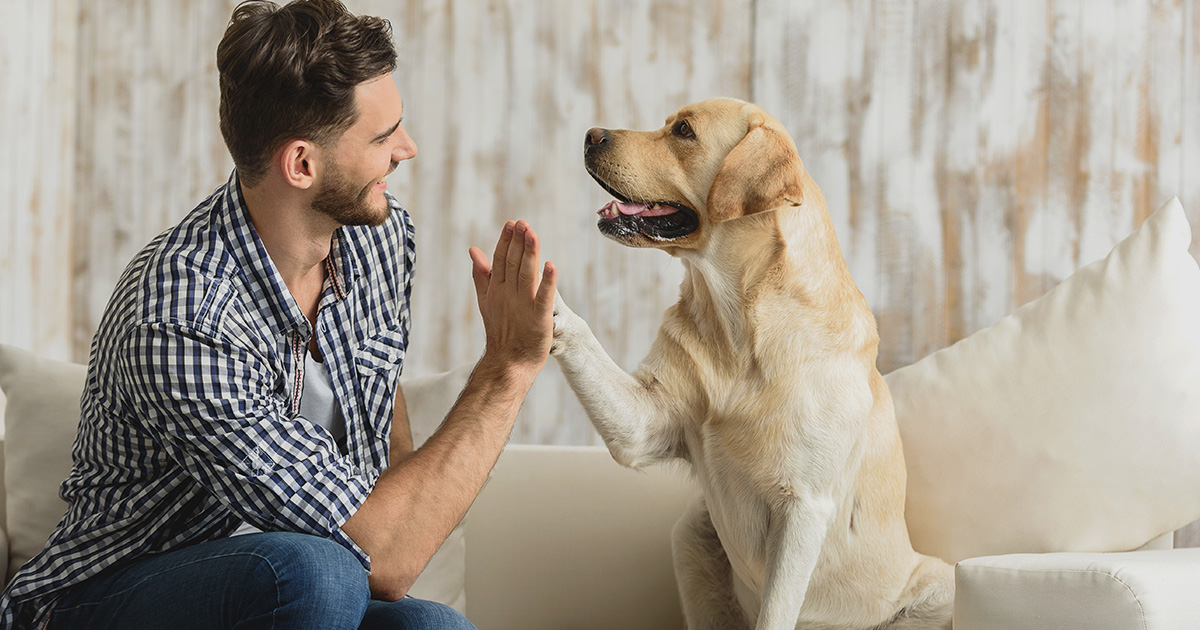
[1,171,415,628]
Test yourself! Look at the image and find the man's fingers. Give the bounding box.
[517,226,541,294]
[536,261,557,312]
[491,221,515,284]
[468,247,490,304]
[504,221,529,287]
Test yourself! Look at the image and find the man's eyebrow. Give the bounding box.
[373,118,402,142]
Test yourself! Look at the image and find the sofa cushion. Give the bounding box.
[886,198,1200,563]
[464,444,697,629]
[954,549,1200,629]
[0,344,85,581]
[0,344,469,614]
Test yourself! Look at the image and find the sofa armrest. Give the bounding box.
[464,444,697,630]
[955,548,1200,629]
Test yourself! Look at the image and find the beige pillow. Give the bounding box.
[0,344,85,581]
[0,344,470,614]
[886,198,1200,563]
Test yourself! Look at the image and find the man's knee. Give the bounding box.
[244,532,370,626]
[256,531,368,588]
[363,597,477,630]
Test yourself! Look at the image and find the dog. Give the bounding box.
[550,98,954,630]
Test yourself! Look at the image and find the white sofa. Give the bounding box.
[5,198,1200,629]
[0,355,1196,630]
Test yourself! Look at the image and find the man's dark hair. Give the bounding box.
[217,0,397,186]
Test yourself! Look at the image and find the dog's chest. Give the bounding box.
[693,451,773,583]
[684,410,806,586]
[681,366,872,588]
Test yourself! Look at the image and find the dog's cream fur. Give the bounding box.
[552,98,953,630]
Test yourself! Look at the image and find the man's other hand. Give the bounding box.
[467,220,557,380]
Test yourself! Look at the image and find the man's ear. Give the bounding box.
[278,139,317,190]
[705,113,805,223]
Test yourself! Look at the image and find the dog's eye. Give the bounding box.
[674,120,695,139]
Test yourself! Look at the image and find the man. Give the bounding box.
[0,1,556,628]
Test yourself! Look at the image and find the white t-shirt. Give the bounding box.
[231,351,345,537]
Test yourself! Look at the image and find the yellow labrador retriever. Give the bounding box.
[551,98,953,630]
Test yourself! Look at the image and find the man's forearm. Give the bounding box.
[347,218,556,600]
[342,354,535,600]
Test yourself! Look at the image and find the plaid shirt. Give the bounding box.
[1,172,415,628]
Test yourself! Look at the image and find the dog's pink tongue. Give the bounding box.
[597,200,680,218]
[615,200,649,215]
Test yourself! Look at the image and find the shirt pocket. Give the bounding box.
[354,328,407,374]
[353,328,407,437]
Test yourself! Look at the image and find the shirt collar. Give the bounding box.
[220,170,355,336]
[321,225,358,309]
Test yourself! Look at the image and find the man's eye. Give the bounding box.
[675,120,695,138]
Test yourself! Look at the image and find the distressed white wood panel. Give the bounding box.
[73,0,238,361]
[755,0,1200,373]
[0,0,78,357]
[355,0,752,445]
[9,0,1200,449]
[0,0,79,432]
[1187,0,1200,258]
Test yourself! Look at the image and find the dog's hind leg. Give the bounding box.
[875,556,954,630]
[673,497,752,630]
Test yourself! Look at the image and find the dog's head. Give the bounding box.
[584,98,805,250]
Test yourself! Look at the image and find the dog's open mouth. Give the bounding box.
[589,175,699,242]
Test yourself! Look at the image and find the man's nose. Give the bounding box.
[393,128,417,161]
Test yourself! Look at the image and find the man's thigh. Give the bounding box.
[47,532,369,630]
[361,597,477,630]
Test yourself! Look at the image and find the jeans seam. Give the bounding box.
[270,554,280,630]
[61,550,281,609]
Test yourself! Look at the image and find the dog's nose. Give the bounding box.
[585,127,610,148]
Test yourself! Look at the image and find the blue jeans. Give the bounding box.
[46,532,476,630]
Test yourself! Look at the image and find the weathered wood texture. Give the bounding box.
[72,0,241,361]
[365,0,753,444]
[0,0,80,434]
[3,0,1200,452]
[756,0,1200,371]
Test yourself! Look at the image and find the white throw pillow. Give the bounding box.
[886,198,1200,563]
[0,344,86,581]
[0,344,470,615]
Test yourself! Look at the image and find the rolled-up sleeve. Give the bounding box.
[119,319,374,568]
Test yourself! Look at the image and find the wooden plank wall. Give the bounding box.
[3,1,1199,464]
[757,0,1200,371]
[1,0,78,373]
[0,0,79,439]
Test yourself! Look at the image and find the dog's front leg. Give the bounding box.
[756,495,835,630]
[552,293,681,468]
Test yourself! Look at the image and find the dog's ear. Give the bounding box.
[705,113,805,223]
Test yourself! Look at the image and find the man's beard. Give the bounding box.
[312,160,394,227]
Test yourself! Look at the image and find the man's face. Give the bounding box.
[313,74,417,226]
